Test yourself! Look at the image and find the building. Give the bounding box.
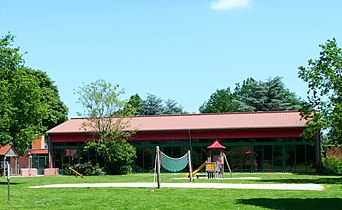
[47,111,320,173]
[0,136,48,176]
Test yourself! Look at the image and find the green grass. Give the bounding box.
[0,173,341,209]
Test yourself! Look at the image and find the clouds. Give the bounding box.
[211,0,252,10]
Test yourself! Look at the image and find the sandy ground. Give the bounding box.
[29,182,324,191]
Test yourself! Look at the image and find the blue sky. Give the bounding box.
[1,0,341,117]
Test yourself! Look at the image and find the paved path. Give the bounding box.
[29,182,324,191]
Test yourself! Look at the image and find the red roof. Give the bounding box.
[47,111,307,134]
[207,140,226,149]
[0,144,12,155]
[30,149,48,155]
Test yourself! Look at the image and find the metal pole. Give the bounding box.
[156,146,161,189]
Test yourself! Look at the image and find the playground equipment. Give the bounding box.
[154,146,193,189]
[184,161,207,178]
[185,140,232,179]
[69,167,84,178]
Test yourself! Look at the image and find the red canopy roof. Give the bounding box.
[207,140,226,149]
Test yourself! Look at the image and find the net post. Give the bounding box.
[156,146,161,188]
[188,150,193,182]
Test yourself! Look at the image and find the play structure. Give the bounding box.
[185,139,232,179]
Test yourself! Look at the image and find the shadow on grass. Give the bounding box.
[237,198,342,210]
[0,181,20,185]
[258,177,342,184]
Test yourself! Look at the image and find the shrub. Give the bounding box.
[322,156,342,175]
[63,162,105,176]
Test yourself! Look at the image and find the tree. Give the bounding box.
[27,69,68,130]
[0,33,67,154]
[200,77,301,113]
[141,94,164,115]
[199,88,237,113]
[76,79,136,174]
[298,38,342,145]
[163,99,185,114]
[123,93,144,116]
[234,77,301,112]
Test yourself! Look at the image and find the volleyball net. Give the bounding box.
[153,146,193,189]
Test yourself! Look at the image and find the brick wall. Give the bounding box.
[327,146,342,159]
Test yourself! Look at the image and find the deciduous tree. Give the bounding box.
[0,33,67,154]
[76,79,136,174]
[298,38,342,145]
[199,88,237,113]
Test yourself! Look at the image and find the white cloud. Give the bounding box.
[211,0,252,10]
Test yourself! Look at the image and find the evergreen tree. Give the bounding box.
[200,77,301,113]
[163,99,185,114]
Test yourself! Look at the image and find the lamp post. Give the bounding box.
[7,162,10,202]
[28,153,32,176]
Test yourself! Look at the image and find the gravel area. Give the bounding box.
[29,182,324,191]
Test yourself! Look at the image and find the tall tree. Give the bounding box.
[123,93,144,116]
[234,77,301,112]
[141,94,164,115]
[200,77,301,113]
[76,80,136,174]
[27,69,68,130]
[298,38,342,145]
[199,88,237,113]
[0,33,67,154]
[163,99,185,114]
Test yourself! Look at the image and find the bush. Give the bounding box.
[322,156,342,175]
[63,162,105,176]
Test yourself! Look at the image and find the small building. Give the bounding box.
[0,144,18,175]
[47,111,320,173]
[0,136,49,176]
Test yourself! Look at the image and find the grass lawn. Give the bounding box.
[0,173,341,209]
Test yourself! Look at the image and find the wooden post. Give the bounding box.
[188,150,193,182]
[223,153,233,177]
[156,146,161,189]
[315,132,322,173]
[220,150,224,178]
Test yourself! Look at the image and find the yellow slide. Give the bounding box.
[185,161,207,178]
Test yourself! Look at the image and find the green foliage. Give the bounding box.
[200,77,301,113]
[27,69,68,130]
[234,77,301,112]
[68,162,104,176]
[87,138,137,174]
[298,38,342,144]
[163,99,185,114]
[141,93,164,115]
[200,88,237,113]
[126,93,185,115]
[77,79,136,175]
[123,93,144,116]
[322,156,342,175]
[0,33,67,154]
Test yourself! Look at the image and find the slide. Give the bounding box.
[184,161,207,178]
